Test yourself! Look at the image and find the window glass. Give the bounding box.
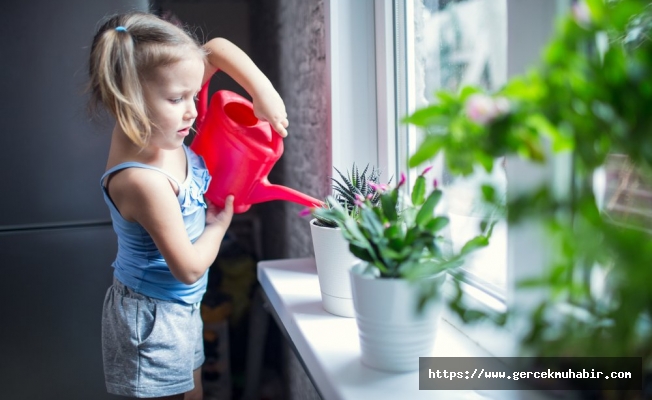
[402,0,508,297]
[598,154,652,234]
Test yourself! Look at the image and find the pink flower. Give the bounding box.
[465,94,494,124]
[298,207,313,217]
[420,166,433,176]
[354,194,365,207]
[572,1,591,27]
[465,94,510,125]
[398,172,406,188]
[433,179,438,189]
[366,193,373,200]
[368,181,389,193]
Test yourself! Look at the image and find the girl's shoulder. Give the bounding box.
[104,145,187,188]
[105,166,181,223]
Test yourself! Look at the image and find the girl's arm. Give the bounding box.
[202,37,289,137]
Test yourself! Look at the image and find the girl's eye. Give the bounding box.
[169,98,182,104]
[193,93,199,101]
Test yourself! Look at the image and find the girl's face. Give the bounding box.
[142,55,204,151]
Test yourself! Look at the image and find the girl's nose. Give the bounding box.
[185,101,198,120]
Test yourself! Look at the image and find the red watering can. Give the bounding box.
[190,84,323,214]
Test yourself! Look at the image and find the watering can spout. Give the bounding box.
[249,179,324,209]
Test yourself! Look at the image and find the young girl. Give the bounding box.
[88,12,288,399]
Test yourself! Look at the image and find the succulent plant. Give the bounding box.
[312,163,389,228]
[313,168,490,277]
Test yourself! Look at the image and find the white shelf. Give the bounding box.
[257,257,551,400]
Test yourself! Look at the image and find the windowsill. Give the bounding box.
[257,257,550,400]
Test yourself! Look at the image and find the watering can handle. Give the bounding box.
[195,82,210,133]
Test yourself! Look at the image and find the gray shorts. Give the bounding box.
[102,277,205,398]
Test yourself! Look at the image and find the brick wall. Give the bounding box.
[252,0,330,261]
[251,1,328,398]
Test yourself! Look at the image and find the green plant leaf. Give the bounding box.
[349,243,373,263]
[360,206,385,239]
[402,104,450,127]
[416,189,442,227]
[411,175,426,206]
[425,216,449,232]
[459,85,482,101]
[409,135,444,168]
[481,184,496,203]
[380,193,398,222]
[460,235,489,255]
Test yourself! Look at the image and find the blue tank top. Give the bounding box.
[100,145,212,304]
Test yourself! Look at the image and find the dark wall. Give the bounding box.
[0,227,120,400]
[0,1,147,399]
[154,0,253,100]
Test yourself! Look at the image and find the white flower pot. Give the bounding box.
[309,219,357,317]
[349,264,446,372]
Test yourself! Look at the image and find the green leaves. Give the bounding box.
[411,175,426,206]
[329,163,385,218]
[319,163,487,280]
[403,104,450,127]
[460,235,489,255]
[416,189,442,227]
[409,135,445,169]
[400,0,652,362]
[380,192,398,222]
[425,216,449,232]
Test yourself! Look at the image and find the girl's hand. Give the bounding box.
[252,87,289,137]
[206,195,234,228]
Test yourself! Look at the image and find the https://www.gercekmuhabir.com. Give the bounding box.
[418,357,642,391]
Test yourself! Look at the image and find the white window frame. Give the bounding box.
[326,0,571,357]
[325,0,380,178]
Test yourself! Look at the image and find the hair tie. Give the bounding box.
[115,26,127,32]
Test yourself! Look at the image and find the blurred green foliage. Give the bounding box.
[404,0,652,365]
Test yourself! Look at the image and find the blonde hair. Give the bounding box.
[88,12,205,148]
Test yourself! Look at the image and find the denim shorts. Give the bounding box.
[101,277,204,398]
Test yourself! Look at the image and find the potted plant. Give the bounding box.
[309,163,387,317]
[314,169,489,372]
[403,0,652,389]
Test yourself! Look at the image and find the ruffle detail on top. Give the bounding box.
[180,151,212,216]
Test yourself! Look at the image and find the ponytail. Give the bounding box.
[88,13,204,148]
